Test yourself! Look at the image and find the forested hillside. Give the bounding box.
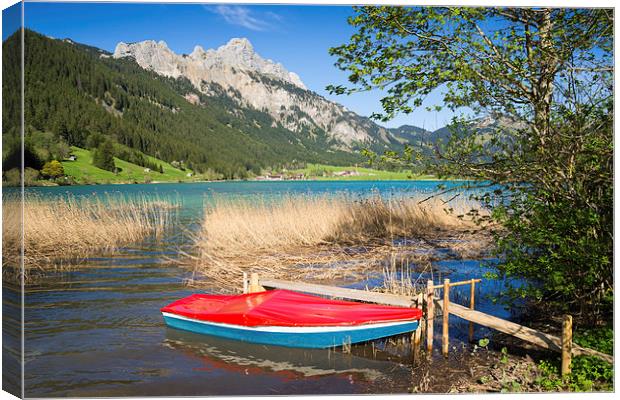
[3,30,374,180]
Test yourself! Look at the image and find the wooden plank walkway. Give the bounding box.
[260,278,416,307]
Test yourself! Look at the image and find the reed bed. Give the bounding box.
[2,194,175,284]
[188,194,490,288]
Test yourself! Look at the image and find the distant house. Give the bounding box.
[67,155,77,161]
[256,174,284,181]
[333,170,360,177]
[186,172,193,177]
[144,168,151,173]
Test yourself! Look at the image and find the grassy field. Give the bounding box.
[62,147,194,184]
[288,164,435,180]
[59,150,433,185]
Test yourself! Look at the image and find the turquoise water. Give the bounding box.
[23,180,459,198]
[19,180,467,219]
[6,181,518,396]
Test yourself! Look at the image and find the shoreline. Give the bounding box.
[6,177,469,189]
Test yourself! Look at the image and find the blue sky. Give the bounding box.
[2,1,21,40]
[12,2,459,130]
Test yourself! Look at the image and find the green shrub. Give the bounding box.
[535,355,613,392]
[41,160,64,178]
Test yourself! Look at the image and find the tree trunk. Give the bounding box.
[533,9,556,145]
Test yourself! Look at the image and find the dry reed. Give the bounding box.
[187,194,489,288]
[2,194,175,283]
[377,254,430,297]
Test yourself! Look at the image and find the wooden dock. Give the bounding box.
[246,273,613,371]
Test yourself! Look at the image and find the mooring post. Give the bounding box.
[418,291,426,341]
[442,279,450,357]
[426,280,434,355]
[418,291,426,339]
[242,272,248,294]
[412,292,422,359]
[468,278,476,342]
[248,273,265,293]
[561,314,573,376]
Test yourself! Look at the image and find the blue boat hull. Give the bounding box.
[162,313,419,349]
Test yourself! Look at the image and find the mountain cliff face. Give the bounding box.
[113,38,397,148]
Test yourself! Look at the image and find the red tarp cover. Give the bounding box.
[161,289,423,327]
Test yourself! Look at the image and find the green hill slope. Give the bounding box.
[62,147,195,184]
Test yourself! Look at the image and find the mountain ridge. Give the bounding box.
[111,36,403,148]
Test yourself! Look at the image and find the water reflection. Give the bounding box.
[163,328,393,382]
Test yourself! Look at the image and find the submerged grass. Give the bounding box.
[2,194,175,284]
[187,194,490,288]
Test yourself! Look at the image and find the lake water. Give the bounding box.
[4,181,518,396]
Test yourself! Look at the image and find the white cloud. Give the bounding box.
[211,5,276,32]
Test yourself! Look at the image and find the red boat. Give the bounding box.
[162,289,422,348]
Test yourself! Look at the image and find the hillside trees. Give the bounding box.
[92,139,116,172]
[329,7,613,320]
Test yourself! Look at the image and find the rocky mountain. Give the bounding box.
[112,37,399,149]
[431,114,527,142]
[388,125,432,144]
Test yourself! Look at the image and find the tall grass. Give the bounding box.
[2,194,175,283]
[189,194,486,287]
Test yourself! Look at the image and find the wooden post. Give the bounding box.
[426,280,434,355]
[468,278,475,342]
[412,292,422,359]
[442,279,450,357]
[242,272,248,294]
[419,294,426,338]
[561,315,573,376]
[248,273,265,293]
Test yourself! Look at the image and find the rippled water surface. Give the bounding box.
[6,181,517,396]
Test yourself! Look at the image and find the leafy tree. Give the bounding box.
[41,160,64,178]
[329,7,613,320]
[92,140,116,172]
[23,168,40,186]
[86,132,106,150]
[3,169,21,186]
[52,141,72,161]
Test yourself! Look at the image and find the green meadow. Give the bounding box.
[61,147,194,184]
[288,164,435,181]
